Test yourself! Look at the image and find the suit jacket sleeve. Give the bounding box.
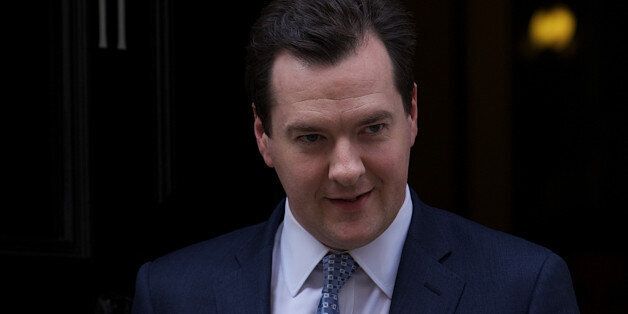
[528,253,579,313]
[132,262,154,314]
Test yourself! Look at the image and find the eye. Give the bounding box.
[365,123,385,134]
[297,134,322,143]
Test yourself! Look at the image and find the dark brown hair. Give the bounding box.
[246,0,416,135]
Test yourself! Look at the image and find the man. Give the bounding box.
[132,0,579,313]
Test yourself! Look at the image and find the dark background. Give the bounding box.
[1,0,626,313]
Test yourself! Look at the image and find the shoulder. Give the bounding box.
[425,204,552,260]
[132,201,286,312]
[131,222,272,312]
[422,203,556,277]
[152,222,266,273]
[417,204,578,311]
[137,221,268,292]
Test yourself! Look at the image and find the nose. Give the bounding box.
[328,139,365,187]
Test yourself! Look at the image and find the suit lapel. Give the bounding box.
[211,192,466,313]
[389,191,465,313]
[213,201,285,314]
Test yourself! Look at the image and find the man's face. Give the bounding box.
[254,34,418,250]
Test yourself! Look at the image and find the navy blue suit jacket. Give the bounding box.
[132,190,579,313]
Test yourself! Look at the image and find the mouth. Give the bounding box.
[326,189,372,210]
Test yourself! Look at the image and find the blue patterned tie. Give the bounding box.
[316,252,358,314]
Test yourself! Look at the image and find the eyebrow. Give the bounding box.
[286,123,323,136]
[285,110,394,136]
[358,110,393,126]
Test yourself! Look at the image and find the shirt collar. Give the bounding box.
[350,185,412,298]
[280,199,328,297]
[280,185,413,298]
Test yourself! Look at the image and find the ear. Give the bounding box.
[252,104,274,168]
[409,82,419,146]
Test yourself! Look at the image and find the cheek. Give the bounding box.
[365,144,408,172]
[274,152,327,193]
[363,144,411,187]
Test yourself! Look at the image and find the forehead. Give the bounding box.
[269,34,398,116]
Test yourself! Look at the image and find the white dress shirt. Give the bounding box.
[271,185,413,314]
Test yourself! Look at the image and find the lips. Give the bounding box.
[327,189,371,201]
[326,189,372,210]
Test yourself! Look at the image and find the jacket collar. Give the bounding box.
[213,199,285,314]
[389,190,465,313]
[213,189,466,313]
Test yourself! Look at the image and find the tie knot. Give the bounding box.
[321,252,358,294]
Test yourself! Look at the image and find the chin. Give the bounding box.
[327,228,377,251]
